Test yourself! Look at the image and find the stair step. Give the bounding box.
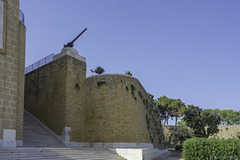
[23,111,64,147]
[0,148,125,160]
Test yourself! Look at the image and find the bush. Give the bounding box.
[182,137,240,160]
[175,145,183,151]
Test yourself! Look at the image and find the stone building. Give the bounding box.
[0,0,26,147]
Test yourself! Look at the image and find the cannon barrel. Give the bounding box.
[64,28,87,48]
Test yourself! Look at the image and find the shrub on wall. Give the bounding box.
[182,137,240,160]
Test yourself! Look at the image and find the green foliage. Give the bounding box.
[237,132,240,139]
[97,81,106,87]
[177,119,186,126]
[219,109,240,125]
[125,71,132,76]
[175,145,183,151]
[155,95,186,126]
[91,66,105,74]
[202,109,221,137]
[144,98,165,147]
[183,106,221,138]
[179,127,193,145]
[182,137,240,160]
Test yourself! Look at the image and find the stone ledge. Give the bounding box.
[53,47,86,62]
[109,148,160,160]
[93,143,153,148]
[67,142,153,148]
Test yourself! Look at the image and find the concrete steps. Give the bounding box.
[0,148,125,160]
[21,111,125,159]
[23,110,64,147]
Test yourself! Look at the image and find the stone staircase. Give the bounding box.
[23,110,64,147]
[0,148,125,160]
[20,110,125,159]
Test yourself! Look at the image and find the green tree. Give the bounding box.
[171,99,187,125]
[155,96,186,126]
[125,71,132,76]
[202,109,221,137]
[219,109,240,125]
[182,106,221,138]
[232,111,240,125]
[91,66,105,74]
[177,118,187,126]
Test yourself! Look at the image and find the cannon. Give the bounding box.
[64,28,87,48]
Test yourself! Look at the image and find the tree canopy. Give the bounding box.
[219,109,240,125]
[155,95,186,126]
[182,106,221,138]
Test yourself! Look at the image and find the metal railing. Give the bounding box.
[25,53,55,74]
[19,9,24,24]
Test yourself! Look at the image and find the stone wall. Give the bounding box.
[0,0,25,145]
[213,125,240,139]
[164,125,240,147]
[16,21,26,141]
[24,52,165,148]
[86,74,165,148]
[25,56,68,135]
[25,54,87,142]
[65,56,86,142]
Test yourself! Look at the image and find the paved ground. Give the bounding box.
[154,149,183,160]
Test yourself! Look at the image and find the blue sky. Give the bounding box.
[20,0,240,113]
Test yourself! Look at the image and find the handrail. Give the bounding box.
[25,53,55,74]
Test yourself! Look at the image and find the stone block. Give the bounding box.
[2,129,16,147]
[3,129,16,141]
[62,127,71,146]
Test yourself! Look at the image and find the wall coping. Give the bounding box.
[53,47,86,62]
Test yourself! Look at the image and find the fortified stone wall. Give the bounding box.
[65,56,86,142]
[86,74,165,148]
[0,0,25,145]
[25,54,87,142]
[25,52,165,148]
